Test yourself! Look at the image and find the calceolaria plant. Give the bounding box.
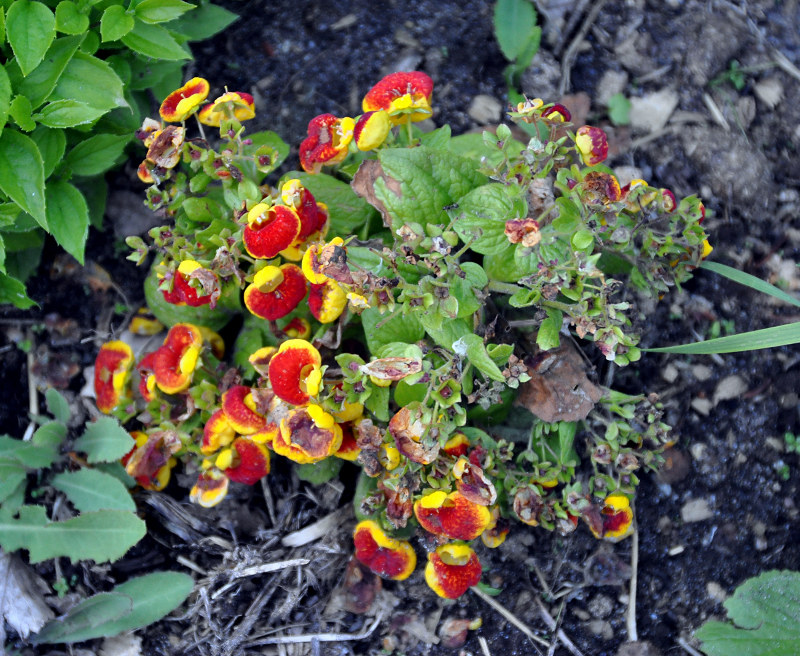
[0,0,236,308]
[99,70,710,599]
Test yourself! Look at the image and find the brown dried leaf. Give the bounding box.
[515,342,602,422]
[351,159,402,228]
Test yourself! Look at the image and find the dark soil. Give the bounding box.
[3,1,800,655]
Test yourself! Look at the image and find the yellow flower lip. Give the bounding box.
[425,543,481,599]
[198,91,255,127]
[362,71,434,125]
[160,77,210,122]
[151,324,203,395]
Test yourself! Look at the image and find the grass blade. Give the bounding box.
[647,322,800,354]
[700,261,800,308]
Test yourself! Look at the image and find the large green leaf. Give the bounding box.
[696,570,800,656]
[647,322,800,355]
[0,458,28,503]
[51,52,128,111]
[483,243,541,282]
[493,0,538,61]
[6,0,56,76]
[121,20,190,60]
[30,125,66,177]
[0,130,46,228]
[64,133,130,177]
[54,1,88,34]
[360,307,425,354]
[453,183,526,254]
[366,147,487,232]
[0,505,146,563]
[134,0,193,24]
[34,571,194,643]
[12,34,82,108]
[701,261,800,308]
[45,180,88,263]
[33,593,133,644]
[100,4,134,41]
[0,432,61,468]
[34,99,107,128]
[0,66,10,139]
[45,387,70,423]
[51,469,136,512]
[74,417,134,464]
[169,0,237,40]
[0,271,36,308]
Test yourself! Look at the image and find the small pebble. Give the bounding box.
[706,581,727,603]
[691,398,713,416]
[691,364,713,381]
[681,498,714,523]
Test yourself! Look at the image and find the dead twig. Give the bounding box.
[246,611,384,647]
[534,597,586,656]
[559,0,608,96]
[677,636,705,656]
[626,506,639,642]
[23,330,38,442]
[281,506,350,548]
[479,635,493,656]
[470,585,548,650]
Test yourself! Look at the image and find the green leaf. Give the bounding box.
[0,271,36,308]
[696,570,800,656]
[64,133,130,177]
[32,420,67,449]
[45,180,88,263]
[13,35,83,108]
[45,387,70,423]
[74,416,134,464]
[284,171,376,235]
[452,183,526,255]
[100,4,134,41]
[296,457,342,485]
[30,125,66,177]
[76,176,108,229]
[6,0,56,76]
[364,384,390,422]
[121,20,190,60]
[422,316,471,350]
[0,66,11,139]
[0,130,46,228]
[537,307,562,351]
[493,0,538,61]
[453,333,505,382]
[9,94,36,131]
[360,307,425,353]
[647,322,800,355]
[135,0,193,24]
[51,52,128,111]
[168,0,236,40]
[51,469,136,512]
[371,147,487,233]
[54,1,88,34]
[571,228,594,251]
[0,505,146,563]
[511,24,541,74]
[34,99,106,127]
[0,458,28,503]
[446,131,525,167]
[607,92,631,126]
[484,243,541,282]
[34,571,194,643]
[33,593,133,644]
[701,261,800,308]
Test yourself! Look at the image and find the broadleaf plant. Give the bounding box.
[0,0,237,308]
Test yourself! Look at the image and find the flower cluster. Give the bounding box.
[107,71,710,601]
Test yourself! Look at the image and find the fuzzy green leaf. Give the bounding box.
[0,431,61,468]
[0,506,146,563]
[34,571,194,643]
[45,180,89,263]
[34,99,106,127]
[296,457,342,485]
[453,183,526,254]
[364,384,390,422]
[483,244,541,282]
[696,570,800,656]
[100,5,134,41]
[361,307,425,353]
[51,469,136,512]
[33,593,133,644]
[493,0,538,62]
[453,333,505,382]
[6,0,56,76]
[0,458,28,503]
[54,1,88,34]
[537,307,562,351]
[51,52,128,111]
[44,387,70,424]
[121,20,190,60]
[74,416,134,464]
[64,133,130,177]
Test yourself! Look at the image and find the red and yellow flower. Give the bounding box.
[216,437,270,485]
[151,323,203,394]
[221,385,267,434]
[575,125,608,166]
[243,203,302,259]
[201,409,237,455]
[268,339,322,406]
[243,264,307,321]
[160,77,210,122]
[299,113,355,174]
[198,91,255,127]
[123,430,180,491]
[587,493,634,542]
[190,469,229,507]
[353,520,416,581]
[161,260,217,307]
[94,341,134,413]
[362,71,433,125]
[273,405,342,464]
[354,110,391,150]
[308,279,347,323]
[413,490,492,541]
[425,543,482,599]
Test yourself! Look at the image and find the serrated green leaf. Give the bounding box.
[647,322,800,355]
[30,125,66,178]
[0,271,37,308]
[100,4,134,41]
[74,416,134,464]
[6,0,56,76]
[9,94,36,131]
[282,170,375,234]
[135,0,193,24]
[54,1,88,34]
[45,387,70,423]
[32,420,67,449]
[369,147,487,233]
[169,0,236,40]
[121,20,190,60]
[51,52,128,111]
[0,6,5,43]
[453,333,505,382]
[33,593,133,644]
[0,131,45,227]
[34,99,106,127]
[12,35,83,108]
[34,571,194,643]
[493,0,538,61]
[45,180,88,263]
[483,243,541,282]
[537,307,562,351]
[51,469,136,512]
[0,66,10,139]
[0,458,28,503]
[360,307,425,354]
[697,570,800,656]
[453,183,525,254]
[64,133,130,177]
[0,506,146,563]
